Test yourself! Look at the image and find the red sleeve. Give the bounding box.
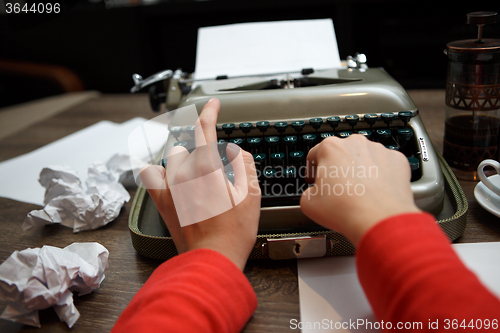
[111,248,257,333]
[356,213,500,330]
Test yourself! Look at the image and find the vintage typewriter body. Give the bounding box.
[131,62,445,235]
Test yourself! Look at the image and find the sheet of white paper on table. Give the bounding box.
[453,242,500,299]
[297,256,378,333]
[297,242,500,332]
[194,19,341,80]
[0,118,168,206]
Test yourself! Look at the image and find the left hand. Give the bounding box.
[139,98,261,270]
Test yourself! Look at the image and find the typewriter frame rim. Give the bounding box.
[128,151,467,260]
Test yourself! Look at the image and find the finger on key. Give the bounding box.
[304,136,337,184]
[194,98,222,170]
[304,144,319,184]
[195,98,220,148]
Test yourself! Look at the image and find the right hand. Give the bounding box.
[300,134,421,246]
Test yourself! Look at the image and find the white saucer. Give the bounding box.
[474,174,500,218]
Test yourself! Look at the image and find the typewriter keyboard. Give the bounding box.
[168,111,421,207]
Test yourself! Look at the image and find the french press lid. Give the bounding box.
[446,11,500,60]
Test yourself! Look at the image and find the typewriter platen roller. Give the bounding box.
[132,63,445,234]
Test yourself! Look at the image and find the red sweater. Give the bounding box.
[111,248,257,333]
[112,213,500,332]
[357,213,500,330]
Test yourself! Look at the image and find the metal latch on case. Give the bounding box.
[262,235,327,260]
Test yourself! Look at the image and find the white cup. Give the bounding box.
[477,159,500,197]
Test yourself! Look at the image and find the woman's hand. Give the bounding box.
[140,98,261,270]
[300,134,421,246]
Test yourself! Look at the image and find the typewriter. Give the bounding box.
[131,55,445,235]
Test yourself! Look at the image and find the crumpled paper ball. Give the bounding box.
[22,154,142,233]
[0,242,109,328]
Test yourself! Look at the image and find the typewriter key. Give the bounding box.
[263,168,277,178]
[283,136,297,163]
[302,134,317,150]
[253,153,266,171]
[397,128,413,150]
[169,126,182,140]
[222,123,235,137]
[338,131,353,138]
[229,138,244,147]
[271,152,285,168]
[357,130,372,140]
[284,166,297,179]
[283,135,298,146]
[381,113,395,126]
[407,157,420,181]
[256,121,270,134]
[289,151,305,166]
[174,141,188,147]
[229,138,245,149]
[364,114,378,127]
[398,128,413,141]
[239,122,253,135]
[386,145,399,151]
[398,111,413,127]
[327,116,341,130]
[262,168,278,192]
[345,115,359,129]
[266,136,280,155]
[247,137,262,154]
[283,167,298,194]
[320,132,334,140]
[291,120,305,133]
[309,118,323,131]
[274,121,288,134]
[375,129,392,143]
[408,157,419,169]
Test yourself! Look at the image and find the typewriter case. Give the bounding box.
[129,67,468,260]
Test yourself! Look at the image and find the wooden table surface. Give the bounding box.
[1,90,499,333]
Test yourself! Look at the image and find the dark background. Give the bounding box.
[1,0,499,109]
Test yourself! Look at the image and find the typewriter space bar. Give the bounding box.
[261,194,302,207]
